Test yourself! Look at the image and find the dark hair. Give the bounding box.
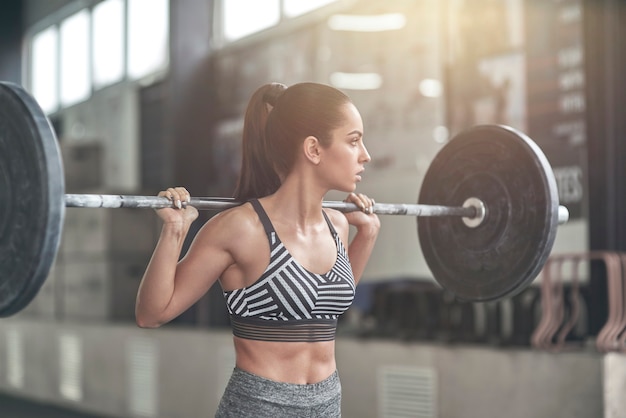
[233,82,352,201]
[233,82,286,201]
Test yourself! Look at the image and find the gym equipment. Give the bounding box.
[0,81,569,316]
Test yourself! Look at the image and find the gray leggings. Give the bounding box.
[215,368,342,417]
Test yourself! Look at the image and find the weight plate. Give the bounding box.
[417,125,559,302]
[0,82,65,316]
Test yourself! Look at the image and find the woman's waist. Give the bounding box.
[233,337,336,385]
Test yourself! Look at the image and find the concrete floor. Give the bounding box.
[0,393,104,418]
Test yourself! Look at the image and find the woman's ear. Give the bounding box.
[303,136,322,165]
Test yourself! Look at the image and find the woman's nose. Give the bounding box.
[360,143,371,163]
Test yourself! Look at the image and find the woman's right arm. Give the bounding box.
[135,187,235,328]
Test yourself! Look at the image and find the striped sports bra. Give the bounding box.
[222,199,356,342]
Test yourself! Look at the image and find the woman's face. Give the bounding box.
[319,102,371,192]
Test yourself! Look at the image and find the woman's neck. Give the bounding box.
[263,172,327,229]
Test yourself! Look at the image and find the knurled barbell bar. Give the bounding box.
[0,81,569,316]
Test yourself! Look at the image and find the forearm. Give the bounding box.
[348,225,379,284]
[135,224,189,327]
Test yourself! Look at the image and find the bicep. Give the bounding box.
[160,222,234,322]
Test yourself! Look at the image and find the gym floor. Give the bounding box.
[0,393,104,418]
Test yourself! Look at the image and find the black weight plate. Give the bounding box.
[0,82,65,316]
[417,125,559,302]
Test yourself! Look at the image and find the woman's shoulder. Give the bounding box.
[196,202,263,244]
[323,208,350,235]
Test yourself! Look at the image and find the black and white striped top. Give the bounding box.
[223,199,356,342]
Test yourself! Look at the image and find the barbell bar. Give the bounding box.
[0,81,569,316]
[64,194,477,216]
[63,194,569,223]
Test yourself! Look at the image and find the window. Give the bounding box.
[127,0,170,80]
[222,0,280,41]
[218,0,340,44]
[30,26,58,114]
[59,10,91,107]
[283,0,337,18]
[26,0,171,113]
[93,0,125,88]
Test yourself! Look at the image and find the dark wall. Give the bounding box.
[0,0,24,83]
[584,0,626,252]
[21,0,75,27]
[583,0,626,333]
[168,0,216,197]
[0,0,89,83]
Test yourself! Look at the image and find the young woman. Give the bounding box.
[135,82,380,417]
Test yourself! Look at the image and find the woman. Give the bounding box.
[135,82,380,417]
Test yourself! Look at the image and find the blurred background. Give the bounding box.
[0,0,625,417]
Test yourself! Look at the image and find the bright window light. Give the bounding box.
[60,10,91,107]
[30,26,58,114]
[419,79,443,98]
[127,0,169,80]
[433,126,450,143]
[223,0,280,41]
[283,0,337,17]
[93,0,125,88]
[330,72,382,90]
[327,13,406,32]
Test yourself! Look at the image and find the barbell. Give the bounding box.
[0,81,568,317]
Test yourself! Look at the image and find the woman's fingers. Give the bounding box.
[158,187,191,209]
[346,192,375,214]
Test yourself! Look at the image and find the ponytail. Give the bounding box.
[233,83,286,201]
